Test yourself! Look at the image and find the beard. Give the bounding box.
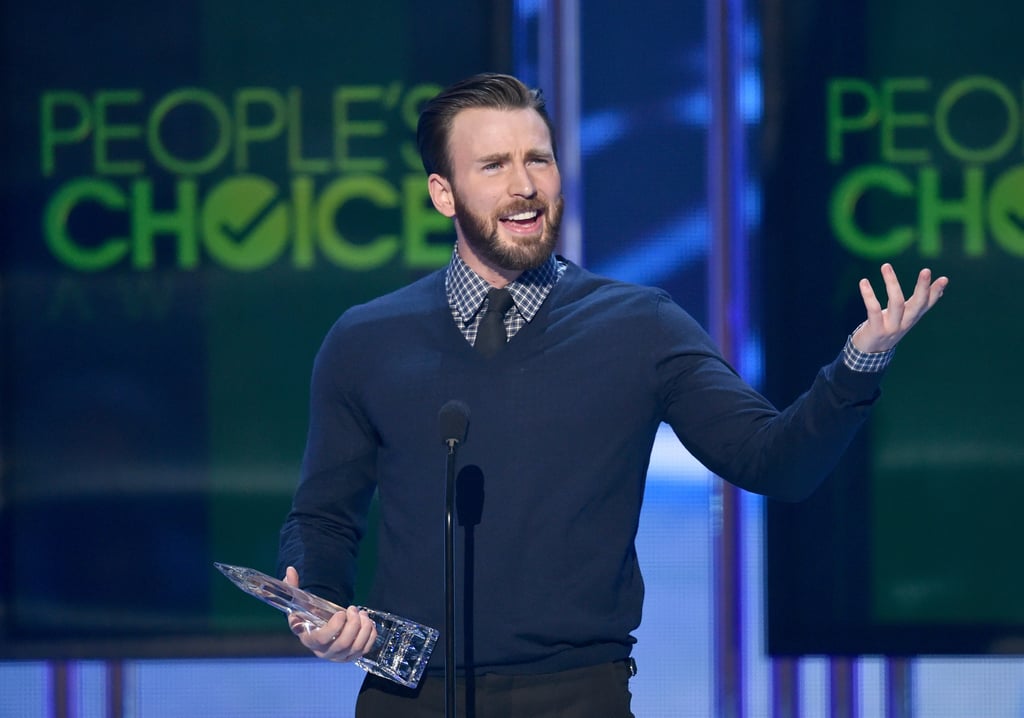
[452,190,564,272]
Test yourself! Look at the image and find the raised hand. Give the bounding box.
[852,263,949,353]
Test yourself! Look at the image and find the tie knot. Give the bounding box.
[485,287,514,316]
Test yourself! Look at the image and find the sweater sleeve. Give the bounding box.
[276,319,378,607]
[654,294,884,501]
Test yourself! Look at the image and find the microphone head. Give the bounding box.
[439,400,470,445]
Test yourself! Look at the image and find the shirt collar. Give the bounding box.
[445,249,561,326]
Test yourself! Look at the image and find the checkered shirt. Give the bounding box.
[843,330,895,372]
[445,250,566,347]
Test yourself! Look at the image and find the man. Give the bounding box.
[277,73,947,716]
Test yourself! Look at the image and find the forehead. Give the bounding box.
[448,107,554,160]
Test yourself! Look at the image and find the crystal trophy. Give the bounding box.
[214,562,438,689]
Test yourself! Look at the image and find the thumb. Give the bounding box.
[284,566,299,587]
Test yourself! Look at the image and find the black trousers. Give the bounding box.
[355,660,636,718]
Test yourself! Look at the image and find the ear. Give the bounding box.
[427,173,456,218]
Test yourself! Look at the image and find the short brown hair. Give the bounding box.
[416,73,557,179]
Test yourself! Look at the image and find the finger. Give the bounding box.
[288,614,312,636]
[291,610,342,650]
[914,267,933,298]
[927,275,949,309]
[349,611,378,658]
[858,277,882,321]
[332,610,377,662]
[284,566,299,586]
[879,263,906,325]
[318,612,352,650]
[329,606,367,660]
[360,613,379,653]
[898,268,933,324]
[903,270,949,326]
[905,267,930,301]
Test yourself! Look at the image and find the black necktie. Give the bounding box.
[475,288,514,357]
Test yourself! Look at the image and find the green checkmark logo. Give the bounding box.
[988,166,1024,257]
[201,175,290,270]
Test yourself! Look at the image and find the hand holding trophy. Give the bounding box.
[215,562,438,689]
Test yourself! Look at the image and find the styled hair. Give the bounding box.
[416,73,557,179]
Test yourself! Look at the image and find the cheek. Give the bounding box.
[539,175,562,200]
[478,193,508,218]
[460,184,501,210]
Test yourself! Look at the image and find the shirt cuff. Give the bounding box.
[843,333,895,373]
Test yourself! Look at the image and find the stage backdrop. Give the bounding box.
[0,0,510,658]
[762,0,1024,655]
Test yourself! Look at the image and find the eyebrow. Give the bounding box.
[477,152,512,166]
[476,149,555,165]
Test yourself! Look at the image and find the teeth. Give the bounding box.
[505,210,538,221]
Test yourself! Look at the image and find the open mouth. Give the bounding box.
[499,208,545,232]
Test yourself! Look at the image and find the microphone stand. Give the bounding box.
[439,399,468,718]
[444,437,458,718]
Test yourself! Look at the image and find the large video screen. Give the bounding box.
[0,0,509,658]
[763,0,1024,654]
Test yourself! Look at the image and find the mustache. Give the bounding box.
[496,200,547,217]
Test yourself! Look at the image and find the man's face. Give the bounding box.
[437,107,563,273]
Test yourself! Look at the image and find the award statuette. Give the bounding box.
[214,562,438,689]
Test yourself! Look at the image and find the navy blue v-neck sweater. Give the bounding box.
[279,261,883,674]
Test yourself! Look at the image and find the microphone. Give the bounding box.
[439,400,470,450]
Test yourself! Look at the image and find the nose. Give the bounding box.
[509,161,537,198]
